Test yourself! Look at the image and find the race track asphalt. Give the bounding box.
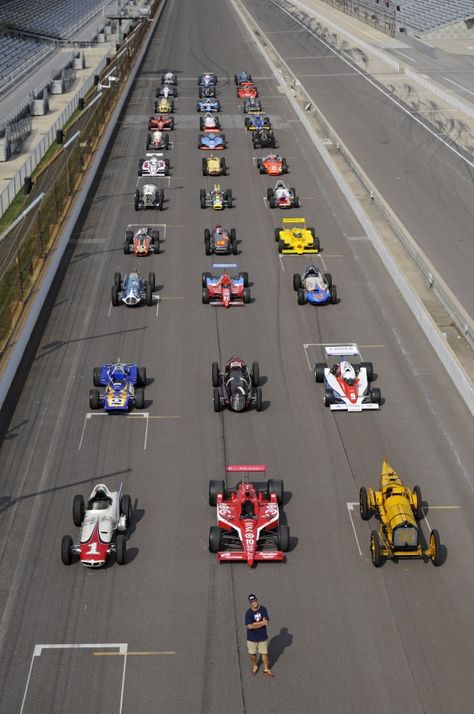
[0,0,473,712]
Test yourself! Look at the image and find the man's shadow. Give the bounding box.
[269,627,293,668]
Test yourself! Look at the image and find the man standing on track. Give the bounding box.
[245,594,274,678]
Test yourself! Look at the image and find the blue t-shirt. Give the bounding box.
[245,606,269,642]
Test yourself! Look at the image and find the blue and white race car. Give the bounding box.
[198,72,218,87]
[244,114,272,132]
[235,71,253,85]
[198,132,226,150]
[197,98,220,112]
[89,362,147,412]
[111,271,155,307]
[292,265,337,305]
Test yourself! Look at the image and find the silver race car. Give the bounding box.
[134,179,165,210]
[111,270,155,307]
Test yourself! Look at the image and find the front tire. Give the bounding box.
[89,389,100,410]
[430,529,442,566]
[255,387,263,411]
[135,388,145,410]
[61,535,73,565]
[370,530,384,567]
[251,361,259,386]
[209,526,222,553]
[212,362,220,387]
[116,534,126,565]
[137,367,147,386]
[297,288,306,305]
[120,494,133,525]
[277,525,289,552]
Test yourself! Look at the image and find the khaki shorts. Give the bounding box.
[247,639,268,655]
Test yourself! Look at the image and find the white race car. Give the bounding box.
[61,484,132,567]
[138,153,170,177]
[314,345,381,411]
[161,71,177,86]
[200,112,221,132]
[266,180,300,209]
[146,130,170,151]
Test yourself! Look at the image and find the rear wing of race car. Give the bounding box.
[226,464,267,472]
[325,343,360,358]
[213,263,238,270]
[282,217,306,225]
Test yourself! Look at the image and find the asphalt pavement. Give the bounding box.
[0,0,473,712]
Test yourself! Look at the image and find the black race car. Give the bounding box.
[212,356,262,412]
[252,128,275,149]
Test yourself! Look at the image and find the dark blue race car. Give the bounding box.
[197,98,220,112]
[198,73,218,87]
[198,132,226,150]
[292,265,338,306]
[244,114,272,131]
[89,362,147,412]
[234,71,253,85]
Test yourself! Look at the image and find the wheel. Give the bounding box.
[89,389,100,410]
[148,272,156,292]
[290,187,296,196]
[221,159,226,173]
[137,367,147,386]
[125,231,133,242]
[278,239,285,253]
[93,367,102,387]
[293,273,302,291]
[151,230,159,242]
[297,288,306,305]
[227,196,232,208]
[269,196,276,208]
[61,535,73,565]
[202,287,210,304]
[153,241,160,254]
[359,487,371,521]
[251,361,259,387]
[134,190,140,211]
[259,166,265,174]
[73,495,84,527]
[213,387,222,412]
[209,526,222,553]
[209,480,225,507]
[116,534,126,565]
[370,387,381,405]
[231,238,238,255]
[277,525,289,552]
[430,529,442,566]
[200,118,204,130]
[267,479,284,506]
[205,236,212,255]
[314,363,327,383]
[120,494,132,525]
[158,193,164,210]
[282,160,288,172]
[123,241,130,254]
[313,236,321,251]
[255,387,263,411]
[225,189,232,200]
[145,284,153,306]
[309,227,316,238]
[330,286,337,304]
[274,228,280,242]
[294,197,301,207]
[212,362,220,387]
[202,272,211,288]
[135,388,145,409]
[361,362,374,382]
[243,288,250,303]
[200,188,206,200]
[202,159,208,175]
[240,271,249,287]
[111,285,119,306]
[413,485,423,520]
[370,530,384,567]
[266,187,274,201]
[324,389,334,406]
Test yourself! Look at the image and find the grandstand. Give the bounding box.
[0,0,115,40]
[396,0,474,37]
[0,35,55,95]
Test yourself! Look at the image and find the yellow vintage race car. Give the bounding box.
[274,218,320,255]
[359,457,442,567]
[202,155,227,176]
[154,97,174,114]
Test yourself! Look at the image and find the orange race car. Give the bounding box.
[256,154,288,176]
[237,82,258,99]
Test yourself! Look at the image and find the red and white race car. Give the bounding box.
[314,344,382,411]
[138,153,170,176]
[61,484,132,567]
[148,114,174,131]
[237,81,258,98]
[199,112,221,132]
[256,154,288,175]
[208,465,289,566]
[266,180,300,208]
[202,264,250,307]
[145,129,170,150]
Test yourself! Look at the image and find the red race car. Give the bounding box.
[208,465,289,566]
[256,154,288,175]
[123,226,160,256]
[202,264,250,307]
[148,114,174,131]
[237,82,258,98]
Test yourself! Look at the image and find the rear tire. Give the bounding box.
[297,288,306,305]
[93,367,102,387]
[413,485,423,520]
[213,388,222,412]
[278,239,285,253]
[251,361,259,387]
[359,487,371,521]
[202,288,210,304]
[205,236,212,255]
[116,534,126,565]
[430,529,442,566]
[120,494,132,525]
[324,272,332,288]
[240,271,249,287]
[324,389,334,406]
[137,367,147,387]
[360,362,374,382]
[148,272,156,292]
[277,525,289,552]
[243,288,250,304]
[330,286,337,304]
[255,387,263,411]
[370,530,384,567]
[145,284,153,306]
[61,535,73,565]
[293,273,302,291]
[73,495,84,527]
[89,389,100,410]
[209,526,222,553]
[209,480,225,507]
[314,363,327,383]
[212,362,220,387]
[267,479,284,506]
[135,388,145,410]
[202,272,211,288]
[370,387,381,406]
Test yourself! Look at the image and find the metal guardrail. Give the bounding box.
[273,1,474,349]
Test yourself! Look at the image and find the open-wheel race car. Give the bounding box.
[237,82,258,98]
[314,344,381,411]
[198,132,226,150]
[156,83,176,98]
[161,71,177,86]
[359,458,443,567]
[200,112,221,132]
[209,465,289,566]
[123,225,160,256]
[293,265,337,305]
[154,97,174,113]
[256,154,287,175]
[245,114,271,132]
[148,114,174,131]
[145,132,170,151]
[212,356,262,412]
[111,270,155,307]
[252,128,275,149]
[197,98,220,112]
[275,218,320,254]
[139,153,170,176]
[243,97,262,113]
[235,71,253,85]
[198,72,217,87]
[202,263,250,307]
[200,184,232,210]
[134,179,164,210]
[89,362,147,412]
[266,180,300,209]
[199,85,217,98]
[202,154,227,176]
[204,225,237,255]
[61,483,132,568]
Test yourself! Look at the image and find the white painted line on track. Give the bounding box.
[94,650,176,656]
[346,503,363,556]
[144,413,149,450]
[107,302,112,318]
[442,76,474,96]
[21,644,127,714]
[268,0,474,169]
[156,295,160,318]
[278,255,285,272]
